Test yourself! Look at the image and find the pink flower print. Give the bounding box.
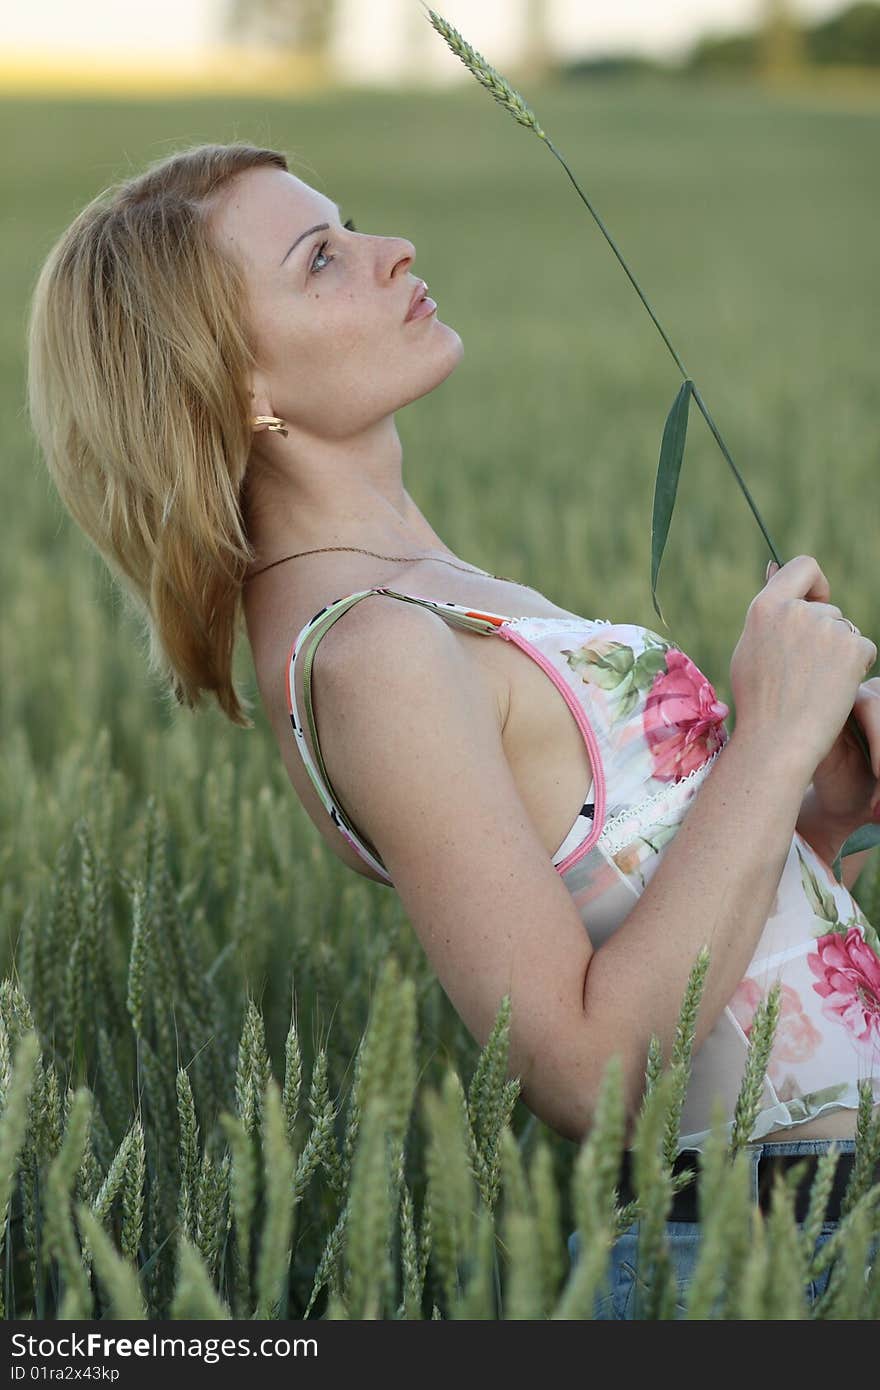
[729,978,822,1083]
[807,929,880,1049]
[643,650,729,781]
[728,977,763,1035]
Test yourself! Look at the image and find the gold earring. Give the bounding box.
[252,415,289,438]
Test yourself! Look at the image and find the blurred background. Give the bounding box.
[2,1,880,97]
[0,4,877,1244]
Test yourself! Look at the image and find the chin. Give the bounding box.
[434,324,464,369]
[407,333,463,397]
[432,343,465,390]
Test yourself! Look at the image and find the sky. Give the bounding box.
[1,0,849,63]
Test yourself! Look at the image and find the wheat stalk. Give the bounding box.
[422,1070,479,1314]
[75,1203,146,1319]
[254,1078,296,1318]
[423,4,876,789]
[0,1032,41,1318]
[176,1067,199,1244]
[170,1236,232,1319]
[345,1094,394,1318]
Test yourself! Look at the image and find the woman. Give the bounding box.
[26,141,880,1317]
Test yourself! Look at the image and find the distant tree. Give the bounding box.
[805,2,880,65]
[220,0,337,57]
[685,1,880,73]
[560,53,669,80]
[756,0,809,76]
[684,32,758,72]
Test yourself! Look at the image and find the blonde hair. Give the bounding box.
[25,140,291,729]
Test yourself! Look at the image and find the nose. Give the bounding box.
[386,236,416,276]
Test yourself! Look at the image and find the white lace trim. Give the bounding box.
[678,1097,862,1154]
[598,744,726,856]
[504,614,613,641]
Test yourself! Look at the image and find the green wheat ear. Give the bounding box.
[424,7,547,139]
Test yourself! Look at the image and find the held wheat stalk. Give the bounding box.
[422,6,876,834]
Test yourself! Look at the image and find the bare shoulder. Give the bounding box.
[310,591,509,855]
[309,590,507,873]
[314,591,503,716]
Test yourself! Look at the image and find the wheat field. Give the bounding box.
[1,75,879,1318]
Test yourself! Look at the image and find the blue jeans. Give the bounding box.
[566,1139,876,1319]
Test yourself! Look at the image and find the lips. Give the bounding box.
[405,280,428,322]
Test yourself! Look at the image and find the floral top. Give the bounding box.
[286,587,880,1151]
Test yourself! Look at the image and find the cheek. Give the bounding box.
[257,288,380,375]
[319,305,375,354]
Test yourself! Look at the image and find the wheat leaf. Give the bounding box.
[651,379,694,627]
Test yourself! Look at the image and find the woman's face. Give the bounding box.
[209,165,463,440]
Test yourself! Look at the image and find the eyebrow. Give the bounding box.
[280,203,340,266]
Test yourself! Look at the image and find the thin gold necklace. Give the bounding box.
[243,544,528,588]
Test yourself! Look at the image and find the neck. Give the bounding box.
[242,417,438,553]
[244,487,456,574]
[240,419,470,575]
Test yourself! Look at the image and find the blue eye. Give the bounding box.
[310,217,357,274]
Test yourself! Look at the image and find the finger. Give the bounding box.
[853,682,880,780]
[795,606,877,670]
[833,619,877,673]
[765,555,831,604]
[795,601,844,621]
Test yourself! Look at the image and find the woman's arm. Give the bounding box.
[796,782,873,894]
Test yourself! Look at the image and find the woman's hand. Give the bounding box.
[731,557,878,785]
[752,558,880,857]
[809,677,880,847]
